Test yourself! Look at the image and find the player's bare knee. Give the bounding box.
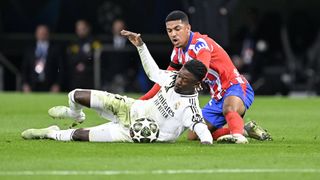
[72,129,90,141]
[74,90,91,107]
[68,89,84,102]
[222,105,237,116]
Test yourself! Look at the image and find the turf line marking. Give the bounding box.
[0,169,320,176]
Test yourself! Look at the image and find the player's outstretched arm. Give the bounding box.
[121,30,163,84]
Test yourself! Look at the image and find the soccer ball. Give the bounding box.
[129,118,159,143]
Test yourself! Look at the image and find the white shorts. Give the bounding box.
[85,122,133,142]
[90,90,136,127]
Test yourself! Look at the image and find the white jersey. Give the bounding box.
[130,70,203,142]
[129,44,212,143]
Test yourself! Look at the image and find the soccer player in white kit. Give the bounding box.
[21,30,213,144]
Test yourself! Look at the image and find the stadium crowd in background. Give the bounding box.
[0,1,319,94]
[22,25,64,93]
[66,19,102,91]
[102,19,129,93]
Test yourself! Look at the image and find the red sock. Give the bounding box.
[225,111,244,135]
[212,128,230,140]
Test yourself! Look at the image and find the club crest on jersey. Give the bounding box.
[192,39,208,54]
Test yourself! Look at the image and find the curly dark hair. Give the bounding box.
[183,60,207,81]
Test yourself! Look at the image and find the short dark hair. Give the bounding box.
[183,60,207,81]
[165,10,189,24]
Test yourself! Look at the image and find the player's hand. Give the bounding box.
[120,30,144,47]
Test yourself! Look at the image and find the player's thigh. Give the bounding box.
[202,99,226,129]
[223,96,246,115]
[222,83,254,115]
[90,90,135,126]
[86,122,132,142]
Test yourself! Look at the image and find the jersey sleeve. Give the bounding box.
[136,44,164,84]
[168,48,183,70]
[170,47,179,63]
[190,39,211,69]
[182,105,213,144]
[139,47,178,100]
[182,105,205,129]
[196,49,211,69]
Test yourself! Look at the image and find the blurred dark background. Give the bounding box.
[0,0,320,95]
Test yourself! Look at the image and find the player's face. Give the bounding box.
[166,20,191,48]
[174,67,198,94]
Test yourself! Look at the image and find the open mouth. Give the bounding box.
[172,38,179,44]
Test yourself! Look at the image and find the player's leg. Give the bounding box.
[22,122,132,142]
[222,95,246,134]
[62,123,132,142]
[72,89,122,122]
[90,90,136,127]
[83,122,132,142]
[220,95,248,143]
[49,89,135,127]
[221,83,272,142]
[48,89,88,122]
[218,83,254,143]
[22,125,78,141]
[21,125,61,139]
[71,129,90,141]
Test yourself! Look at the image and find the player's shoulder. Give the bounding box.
[189,32,214,54]
[192,32,214,43]
[179,94,200,106]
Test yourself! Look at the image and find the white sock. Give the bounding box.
[47,129,76,141]
[68,89,84,114]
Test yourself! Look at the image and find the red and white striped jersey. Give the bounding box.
[170,32,247,100]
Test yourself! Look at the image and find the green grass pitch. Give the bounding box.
[0,93,320,180]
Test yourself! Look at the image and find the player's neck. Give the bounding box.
[174,89,196,95]
[182,32,193,53]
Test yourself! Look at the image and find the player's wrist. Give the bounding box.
[137,42,144,47]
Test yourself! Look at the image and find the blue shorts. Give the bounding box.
[202,83,254,128]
